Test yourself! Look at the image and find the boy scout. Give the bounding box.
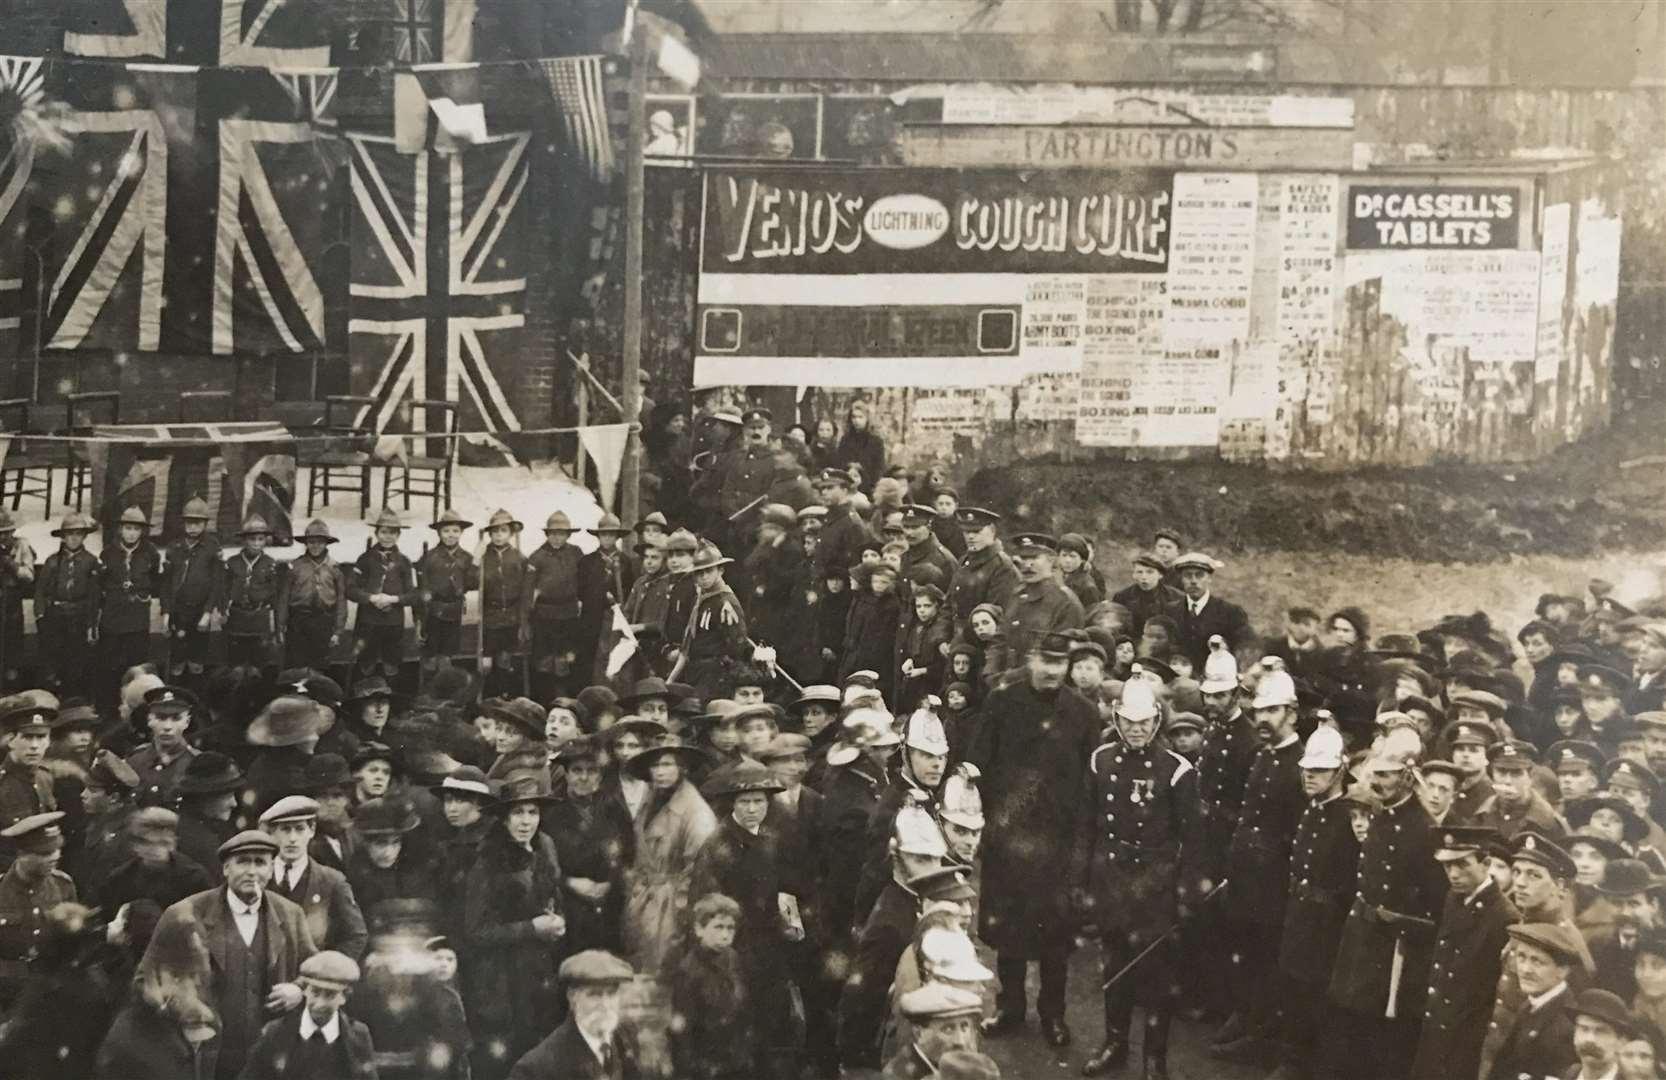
[98,506,163,689]
[527,511,588,700]
[0,510,35,691]
[224,515,282,668]
[280,519,349,671]
[349,509,418,681]
[34,512,101,690]
[161,496,223,680]
[417,508,475,671]
[479,508,530,697]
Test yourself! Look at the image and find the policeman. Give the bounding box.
[0,811,77,1007]
[1078,679,1203,1079]
[947,508,1018,643]
[162,496,223,681]
[1004,534,1086,662]
[716,407,778,549]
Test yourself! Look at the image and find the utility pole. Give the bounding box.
[619,35,647,526]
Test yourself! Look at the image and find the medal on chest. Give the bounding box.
[1131,779,1154,805]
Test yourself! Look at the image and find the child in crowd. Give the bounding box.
[817,566,853,682]
[1167,713,1205,762]
[898,584,952,710]
[841,564,902,701]
[967,604,1008,690]
[667,892,752,1080]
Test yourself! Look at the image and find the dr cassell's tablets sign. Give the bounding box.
[1345,184,1522,250]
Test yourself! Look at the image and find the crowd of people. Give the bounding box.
[0,402,1663,1080]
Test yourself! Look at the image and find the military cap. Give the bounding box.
[1420,760,1466,784]
[1400,695,1445,725]
[1567,988,1637,1035]
[51,511,97,536]
[1579,664,1632,697]
[218,829,280,861]
[559,949,635,985]
[1487,739,1539,770]
[1449,690,1508,718]
[1171,551,1221,573]
[938,1052,1002,1080]
[430,508,474,531]
[900,503,935,526]
[143,684,198,715]
[908,866,977,903]
[260,795,321,826]
[1443,719,1500,748]
[812,467,855,489]
[0,700,55,735]
[86,750,141,792]
[1035,631,1074,659]
[128,806,180,839]
[368,507,407,531]
[898,983,983,1021]
[1595,857,1660,898]
[1165,712,1205,736]
[1511,831,1577,879]
[1009,533,1059,556]
[1605,758,1663,801]
[740,406,772,427]
[299,950,362,988]
[49,699,100,732]
[1547,740,1606,774]
[430,766,493,800]
[0,811,66,855]
[953,506,1001,528]
[1433,825,1501,862]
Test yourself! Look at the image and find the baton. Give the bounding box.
[727,494,769,523]
[1101,878,1230,991]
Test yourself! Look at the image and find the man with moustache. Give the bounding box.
[1003,534,1085,663]
[1584,858,1663,1001]
[1565,989,1638,1080]
[139,829,316,1080]
[1213,666,1305,1065]
[968,633,1100,1049]
[1322,727,1449,1080]
[508,950,642,1079]
[712,408,777,551]
[1192,645,1256,1020]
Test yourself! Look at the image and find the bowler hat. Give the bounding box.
[689,543,733,571]
[1567,988,1637,1035]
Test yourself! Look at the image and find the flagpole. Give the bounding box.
[619,31,647,530]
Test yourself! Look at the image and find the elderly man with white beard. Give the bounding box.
[509,950,641,1079]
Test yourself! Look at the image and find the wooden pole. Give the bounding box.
[619,36,647,526]
[575,352,591,487]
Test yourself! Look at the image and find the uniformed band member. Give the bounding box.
[349,509,419,680]
[224,515,282,669]
[280,518,349,672]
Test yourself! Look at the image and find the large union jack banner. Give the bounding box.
[65,0,333,67]
[347,130,529,437]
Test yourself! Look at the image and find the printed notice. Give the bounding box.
[1166,173,1258,346]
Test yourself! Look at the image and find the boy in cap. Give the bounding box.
[280,519,350,672]
[161,496,222,681]
[347,509,419,682]
[0,811,77,1005]
[1408,825,1519,1080]
[34,512,101,690]
[241,950,377,1080]
[507,949,639,1079]
[1056,533,1102,608]
[260,795,369,961]
[1111,553,1186,641]
[224,515,282,669]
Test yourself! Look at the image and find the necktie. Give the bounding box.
[282,861,296,893]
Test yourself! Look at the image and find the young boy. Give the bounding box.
[159,497,221,683]
[660,529,701,676]
[241,950,376,1080]
[417,508,475,675]
[667,892,752,1079]
[1068,640,1107,698]
[349,509,418,683]
[817,565,853,682]
[1166,712,1205,761]
[840,563,901,702]
[222,515,280,670]
[734,703,779,759]
[527,510,590,700]
[1057,533,1103,608]
[280,519,349,673]
[98,507,163,693]
[897,583,952,710]
[34,512,101,691]
[478,509,529,699]
[622,538,672,680]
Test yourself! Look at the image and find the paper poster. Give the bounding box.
[1166,173,1257,346]
[1275,175,1341,440]
[937,86,1355,129]
[1536,203,1570,384]
[1575,198,1622,309]
[1076,275,1169,446]
[1017,371,1080,421]
[1019,275,1086,371]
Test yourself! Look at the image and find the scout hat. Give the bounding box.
[591,512,630,536]
[430,765,493,801]
[1512,830,1577,879]
[1433,825,1502,862]
[218,829,280,861]
[368,508,406,532]
[938,1052,1002,1080]
[898,983,983,1021]
[482,508,522,533]
[353,796,421,836]
[245,695,326,748]
[0,811,66,855]
[259,795,320,827]
[431,508,474,531]
[1299,726,1346,770]
[543,511,573,533]
[623,737,709,781]
[690,543,733,571]
[701,759,784,800]
[1568,988,1638,1035]
[236,514,272,537]
[176,752,244,796]
[118,505,149,528]
[559,950,634,986]
[179,496,212,521]
[904,709,951,756]
[299,951,361,990]
[633,511,669,534]
[300,519,337,544]
[0,699,55,735]
[50,511,96,537]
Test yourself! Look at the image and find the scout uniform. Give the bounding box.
[1473,740,1567,841]
[161,497,224,677]
[416,508,476,662]
[678,544,750,700]
[124,685,202,805]
[1003,533,1085,661]
[0,812,77,1006]
[479,509,531,696]
[224,515,283,668]
[99,506,164,681]
[946,507,1019,643]
[348,509,419,678]
[527,511,587,697]
[34,512,101,690]
[277,519,349,671]
[0,510,36,689]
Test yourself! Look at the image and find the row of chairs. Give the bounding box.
[0,393,456,521]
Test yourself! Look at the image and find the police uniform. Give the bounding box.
[946,509,1019,641]
[224,521,283,668]
[348,523,419,679]
[1274,778,1359,1078]
[161,503,223,677]
[34,519,101,689]
[98,525,164,681]
[715,412,776,545]
[417,534,475,660]
[0,811,76,1006]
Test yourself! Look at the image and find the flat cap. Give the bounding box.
[1132,552,1167,573]
[259,795,320,826]
[558,949,635,985]
[218,829,280,861]
[299,950,362,988]
[1506,921,1586,965]
[812,467,855,488]
[898,982,984,1021]
[128,806,180,838]
[1171,551,1221,573]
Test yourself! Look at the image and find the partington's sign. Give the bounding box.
[901,124,1355,170]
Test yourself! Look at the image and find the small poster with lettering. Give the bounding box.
[1346,184,1522,250]
[1020,276,1086,370]
[1536,203,1571,385]
[1076,275,1168,446]
[1166,173,1257,346]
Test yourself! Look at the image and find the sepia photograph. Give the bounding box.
[0,0,1663,1077]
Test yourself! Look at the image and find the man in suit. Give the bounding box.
[509,949,643,1079]
[240,949,378,1080]
[138,829,318,1080]
[1486,922,1582,1080]
[1170,552,1253,671]
[258,795,368,961]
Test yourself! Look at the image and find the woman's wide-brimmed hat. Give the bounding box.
[623,738,710,781]
[353,796,421,837]
[492,770,559,808]
[245,695,327,748]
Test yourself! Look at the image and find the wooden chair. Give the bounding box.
[0,398,53,515]
[303,395,376,516]
[63,390,120,511]
[382,399,457,518]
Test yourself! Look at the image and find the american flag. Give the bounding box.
[540,55,614,181]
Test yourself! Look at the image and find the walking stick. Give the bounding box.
[1101,878,1231,991]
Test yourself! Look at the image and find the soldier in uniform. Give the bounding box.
[1474,740,1566,840]
[527,510,589,700]
[1443,720,1498,824]
[0,811,77,1008]
[0,509,35,692]
[1269,726,1358,1080]
[812,468,874,589]
[224,515,282,670]
[947,508,1019,644]
[478,509,530,698]
[349,509,419,682]
[1321,730,1449,1080]
[1003,534,1086,662]
[161,496,223,683]
[34,512,101,691]
[1076,679,1204,1079]
[1111,553,1186,640]
[1214,666,1305,1064]
[279,519,349,672]
[1409,826,1520,1080]
[416,508,476,676]
[99,506,164,692]
[125,685,202,805]
[0,699,58,863]
[713,407,777,553]
[900,504,956,591]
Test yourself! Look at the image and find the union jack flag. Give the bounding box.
[65,0,333,67]
[347,130,529,438]
[0,56,62,354]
